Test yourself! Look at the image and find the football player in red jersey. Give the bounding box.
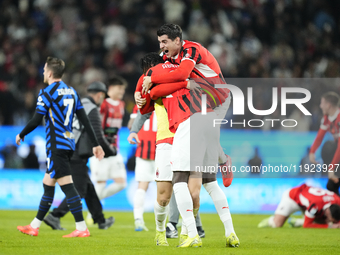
[258,184,340,228]
[88,77,128,223]
[127,105,157,231]
[140,24,233,188]
[309,92,340,195]
[137,53,239,248]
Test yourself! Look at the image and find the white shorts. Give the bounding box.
[170,117,190,171]
[90,154,127,182]
[155,143,173,181]
[274,189,301,217]
[171,112,219,172]
[214,93,231,119]
[135,157,155,182]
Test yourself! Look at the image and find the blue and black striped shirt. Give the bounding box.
[36,81,83,151]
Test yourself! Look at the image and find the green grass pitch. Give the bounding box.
[0,210,339,255]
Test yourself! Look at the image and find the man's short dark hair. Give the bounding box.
[140,53,164,74]
[108,76,128,89]
[157,24,182,41]
[330,204,340,222]
[46,56,65,78]
[322,92,340,106]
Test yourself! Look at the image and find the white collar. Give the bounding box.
[328,108,340,122]
[106,98,120,106]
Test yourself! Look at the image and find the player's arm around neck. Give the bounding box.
[151,60,195,84]
[150,81,188,100]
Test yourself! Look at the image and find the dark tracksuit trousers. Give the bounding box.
[321,140,340,196]
[51,153,105,224]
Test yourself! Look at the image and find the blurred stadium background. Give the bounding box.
[0,0,340,213]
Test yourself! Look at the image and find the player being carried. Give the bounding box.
[140,23,233,187]
[136,52,239,248]
[258,184,340,228]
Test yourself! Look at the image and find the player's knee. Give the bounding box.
[172,171,190,185]
[157,188,171,206]
[43,183,55,197]
[158,197,170,207]
[190,190,200,205]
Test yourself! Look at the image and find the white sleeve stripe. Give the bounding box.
[130,113,137,119]
[323,203,331,210]
[320,125,327,130]
[305,211,315,219]
[181,58,196,64]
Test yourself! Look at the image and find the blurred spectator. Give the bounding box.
[163,0,186,25]
[240,30,262,59]
[248,147,262,175]
[103,20,127,51]
[1,144,23,169]
[0,0,339,131]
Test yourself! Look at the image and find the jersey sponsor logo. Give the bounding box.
[57,88,75,96]
[106,117,122,128]
[162,63,178,69]
[37,96,45,106]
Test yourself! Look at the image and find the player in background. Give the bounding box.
[44,81,115,231]
[127,105,157,231]
[141,23,233,188]
[88,77,128,222]
[16,57,104,237]
[258,184,340,228]
[137,53,239,248]
[309,92,340,195]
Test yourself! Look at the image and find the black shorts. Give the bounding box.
[46,149,74,179]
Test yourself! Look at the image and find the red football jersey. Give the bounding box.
[151,40,230,108]
[131,105,156,160]
[100,98,125,147]
[289,184,340,228]
[148,63,212,133]
[310,109,340,170]
[135,74,144,94]
[319,109,340,140]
